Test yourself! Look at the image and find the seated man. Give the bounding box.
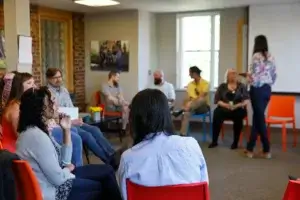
[173,66,210,136]
[101,70,129,134]
[46,68,118,169]
[148,69,176,109]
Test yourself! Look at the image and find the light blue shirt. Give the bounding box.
[117,133,209,200]
[47,84,74,107]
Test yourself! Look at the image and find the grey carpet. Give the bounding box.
[87,126,300,200]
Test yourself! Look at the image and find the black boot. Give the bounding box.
[172,109,184,117]
[208,142,218,148]
[230,142,238,150]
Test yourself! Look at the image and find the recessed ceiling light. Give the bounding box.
[74,0,120,7]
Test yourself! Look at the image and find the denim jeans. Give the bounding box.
[51,127,83,167]
[67,164,122,200]
[74,124,115,164]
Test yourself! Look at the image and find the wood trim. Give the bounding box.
[236,18,245,73]
[38,6,74,92]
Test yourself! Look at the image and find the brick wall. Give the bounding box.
[72,13,86,109]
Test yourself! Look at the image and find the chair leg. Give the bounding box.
[282,124,287,152]
[209,112,212,138]
[83,144,90,164]
[202,116,206,142]
[292,121,297,147]
[221,124,225,141]
[117,119,123,143]
[239,132,243,147]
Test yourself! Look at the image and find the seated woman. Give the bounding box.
[118,89,209,200]
[1,72,83,167]
[16,87,122,200]
[208,68,249,149]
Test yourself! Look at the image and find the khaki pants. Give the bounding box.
[180,98,209,135]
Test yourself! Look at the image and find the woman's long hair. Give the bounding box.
[18,86,54,135]
[129,89,174,145]
[253,35,268,59]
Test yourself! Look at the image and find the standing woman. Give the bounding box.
[245,35,277,158]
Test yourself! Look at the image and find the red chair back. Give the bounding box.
[12,160,43,200]
[126,179,210,200]
[283,180,300,200]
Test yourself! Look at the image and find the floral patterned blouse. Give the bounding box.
[249,52,277,87]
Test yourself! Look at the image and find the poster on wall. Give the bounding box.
[0,29,6,69]
[90,40,129,72]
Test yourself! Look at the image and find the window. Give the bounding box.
[39,8,73,91]
[176,13,220,89]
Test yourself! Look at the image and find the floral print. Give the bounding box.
[249,52,277,87]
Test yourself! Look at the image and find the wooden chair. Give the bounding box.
[12,160,43,200]
[126,179,210,200]
[221,116,250,147]
[265,95,296,152]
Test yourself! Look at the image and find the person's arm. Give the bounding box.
[214,84,229,109]
[102,84,118,104]
[167,83,176,102]
[187,137,209,184]
[117,154,128,200]
[234,83,250,109]
[6,102,20,136]
[29,129,75,186]
[197,81,209,100]
[269,56,277,84]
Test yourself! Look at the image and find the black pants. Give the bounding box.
[212,106,247,144]
[247,85,271,153]
[68,164,122,200]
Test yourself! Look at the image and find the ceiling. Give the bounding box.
[30,0,300,13]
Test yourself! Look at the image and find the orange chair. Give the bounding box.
[221,116,250,147]
[265,95,296,152]
[95,91,122,117]
[126,179,210,200]
[12,160,43,200]
[283,180,300,200]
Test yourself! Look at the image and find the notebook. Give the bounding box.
[58,107,79,120]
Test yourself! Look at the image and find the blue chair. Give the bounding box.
[186,110,212,142]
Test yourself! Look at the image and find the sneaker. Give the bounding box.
[208,143,218,148]
[263,152,272,159]
[230,143,238,150]
[244,150,254,158]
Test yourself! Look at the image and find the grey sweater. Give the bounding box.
[16,127,75,200]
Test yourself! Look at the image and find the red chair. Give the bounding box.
[283,180,300,200]
[0,140,2,149]
[126,179,210,200]
[12,160,43,200]
[221,116,250,147]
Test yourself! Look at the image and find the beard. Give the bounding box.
[113,80,119,87]
[154,78,162,85]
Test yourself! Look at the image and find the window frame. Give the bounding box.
[176,12,220,90]
[38,7,74,92]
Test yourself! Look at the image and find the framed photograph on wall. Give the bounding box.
[90,40,129,72]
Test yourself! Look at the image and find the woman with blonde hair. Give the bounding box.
[208,68,249,149]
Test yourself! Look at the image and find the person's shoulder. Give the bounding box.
[61,86,70,94]
[164,81,174,88]
[200,78,209,85]
[167,135,199,149]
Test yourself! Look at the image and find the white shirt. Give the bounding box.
[149,81,176,100]
[117,133,209,200]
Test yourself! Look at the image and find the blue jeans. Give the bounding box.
[247,84,271,153]
[67,164,122,200]
[51,127,83,167]
[74,124,115,163]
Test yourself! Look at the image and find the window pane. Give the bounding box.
[214,51,219,88]
[214,15,220,51]
[181,51,211,88]
[182,16,211,51]
[41,19,66,82]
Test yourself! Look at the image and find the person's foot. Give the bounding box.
[121,129,127,136]
[172,110,184,118]
[230,143,238,150]
[244,150,254,158]
[208,143,218,148]
[260,151,272,159]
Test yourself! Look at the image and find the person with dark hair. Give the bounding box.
[101,70,129,134]
[118,89,208,200]
[245,35,277,159]
[46,68,118,169]
[173,66,210,136]
[208,68,249,149]
[0,72,83,167]
[16,87,122,200]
